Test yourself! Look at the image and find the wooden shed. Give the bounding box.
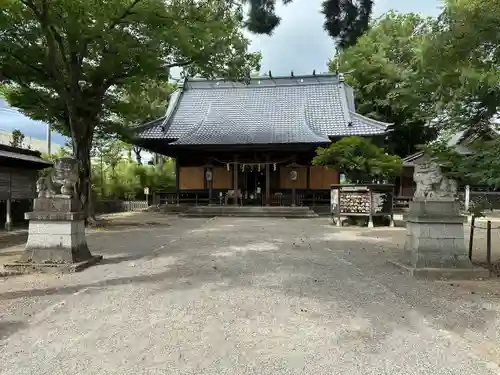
[0,144,52,230]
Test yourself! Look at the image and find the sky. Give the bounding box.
[0,0,443,146]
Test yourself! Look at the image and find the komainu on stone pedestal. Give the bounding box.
[4,157,102,273]
[413,159,457,200]
[391,156,489,279]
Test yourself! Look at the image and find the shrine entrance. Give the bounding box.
[240,165,267,205]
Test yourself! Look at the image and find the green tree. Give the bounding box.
[244,0,374,49]
[0,0,260,218]
[420,0,500,134]
[113,79,175,164]
[330,12,438,157]
[9,128,25,148]
[100,139,125,176]
[421,0,500,195]
[313,136,402,183]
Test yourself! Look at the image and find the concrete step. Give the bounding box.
[181,212,319,218]
[180,206,319,218]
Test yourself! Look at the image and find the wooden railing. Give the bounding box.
[158,189,331,207]
[95,200,149,213]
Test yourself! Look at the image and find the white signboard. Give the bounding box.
[144,187,150,195]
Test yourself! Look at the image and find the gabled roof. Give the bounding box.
[136,74,390,146]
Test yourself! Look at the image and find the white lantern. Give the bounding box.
[205,170,212,182]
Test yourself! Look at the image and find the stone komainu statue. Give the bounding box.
[413,159,457,199]
[36,157,79,198]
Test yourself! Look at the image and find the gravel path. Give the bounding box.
[1,216,499,374]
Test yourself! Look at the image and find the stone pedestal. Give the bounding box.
[4,198,102,273]
[390,199,489,279]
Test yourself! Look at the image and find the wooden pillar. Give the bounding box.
[291,157,297,207]
[4,197,12,231]
[265,155,270,206]
[368,188,374,228]
[175,158,180,206]
[5,170,12,231]
[233,156,238,206]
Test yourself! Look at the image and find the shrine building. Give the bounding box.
[133,73,390,208]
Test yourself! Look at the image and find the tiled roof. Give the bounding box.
[137,74,389,146]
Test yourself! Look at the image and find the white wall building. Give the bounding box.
[0,128,61,154]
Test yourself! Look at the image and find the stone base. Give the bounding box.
[404,199,473,269]
[4,255,103,274]
[388,260,490,280]
[21,220,92,263]
[8,197,102,273]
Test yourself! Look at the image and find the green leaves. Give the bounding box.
[330,12,438,157]
[243,0,373,49]
[0,0,261,138]
[415,0,500,195]
[9,129,25,148]
[420,0,500,132]
[424,137,500,189]
[313,136,403,183]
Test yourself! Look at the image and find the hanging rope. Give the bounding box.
[210,156,298,166]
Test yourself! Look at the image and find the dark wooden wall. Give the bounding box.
[0,167,38,200]
[173,147,341,192]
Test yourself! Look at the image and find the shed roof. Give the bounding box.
[136,74,389,147]
[0,144,52,168]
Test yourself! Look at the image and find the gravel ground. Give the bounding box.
[0,214,500,374]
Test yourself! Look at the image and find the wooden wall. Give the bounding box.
[179,167,204,189]
[177,164,339,191]
[0,167,38,200]
[212,167,232,189]
[279,166,308,189]
[309,166,339,189]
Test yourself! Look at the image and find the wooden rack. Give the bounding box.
[330,184,395,227]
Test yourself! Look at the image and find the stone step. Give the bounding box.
[181,212,319,218]
[184,206,313,211]
[180,206,319,218]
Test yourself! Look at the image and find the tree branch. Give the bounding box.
[6,53,51,79]
[107,0,144,31]
[165,60,193,69]
[20,0,68,94]
[80,0,145,62]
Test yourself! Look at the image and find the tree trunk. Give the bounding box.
[133,147,142,165]
[155,153,164,168]
[73,135,95,224]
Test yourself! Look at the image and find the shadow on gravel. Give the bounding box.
[0,268,179,301]
[0,233,28,250]
[0,320,26,340]
[0,229,497,340]
[98,254,151,266]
